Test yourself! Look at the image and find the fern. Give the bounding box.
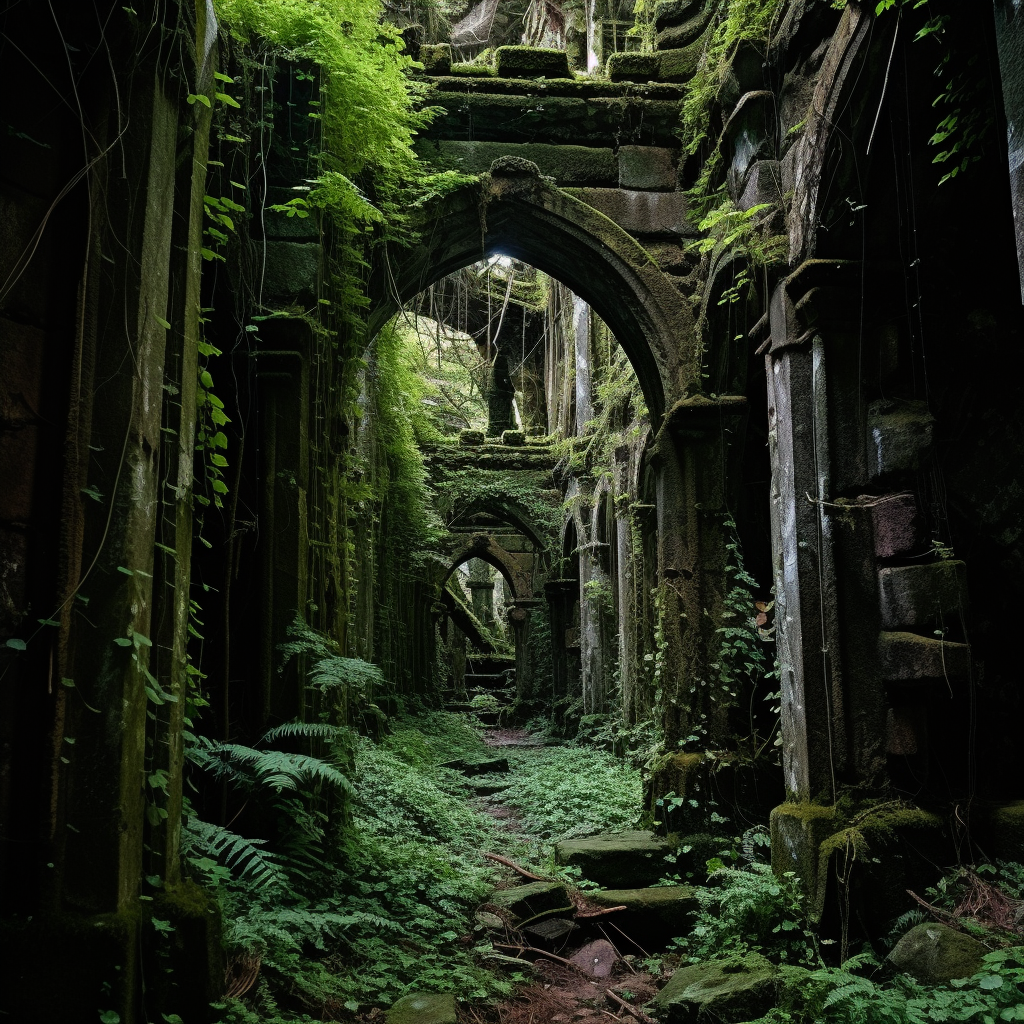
[183,818,286,890]
[259,720,347,745]
[211,744,355,796]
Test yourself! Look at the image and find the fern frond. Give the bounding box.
[183,818,286,889]
[260,720,348,745]
[310,655,385,694]
[215,744,356,796]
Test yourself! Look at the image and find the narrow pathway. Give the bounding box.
[461,728,662,1024]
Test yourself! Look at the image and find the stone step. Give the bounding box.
[554,830,674,888]
[485,881,574,927]
[585,885,697,949]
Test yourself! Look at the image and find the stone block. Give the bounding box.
[867,399,935,480]
[878,561,968,629]
[885,704,927,756]
[653,953,778,1023]
[0,424,38,520]
[261,241,321,300]
[501,429,525,446]
[554,830,673,887]
[494,46,571,80]
[870,492,924,559]
[419,43,452,76]
[654,0,701,31]
[0,319,44,424]
[414,140,617,185]
[657,43,704,83]
[770,803,837,920]
[889,923,986,983]
[617,145,678,190]
[987,801,1024,861]
[569,188,693,237]
[656,7,715,51]
[387,992,457,1024]
[459,429,485,446]
[486,881,573,925]
[449,62,496,78]
[587,885,697,943]
[607,52,661,83]
[878,631,971,682]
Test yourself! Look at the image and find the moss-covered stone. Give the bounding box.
[608,52,662,83]
[501,429,525,446]
[387,991,457,1024]
[415,140,618,186]
[587,885,697,942]
[554,830,674,887]
[486,880,574,925]
[419,43,452,75]
[494,45,571,80]
[459,429,485,447]
[657,43,705,83]
[653,952,779,1023]
[448,61,495,77]
[770,802,837,921]
[988,801,1024,861]
[889,923,987,983]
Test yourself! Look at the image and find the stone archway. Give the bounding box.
[368,159,696,425]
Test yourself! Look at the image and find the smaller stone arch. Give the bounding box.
[442,533,533,602]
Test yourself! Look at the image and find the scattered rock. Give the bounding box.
[570,938,619,977]
[888,923,987,984]
[386,991,457,1024]
[475,911,505,930]
[585,886,697,945]
[554,831,673,888]
[487,881,574,926]
[652,952,778,1023]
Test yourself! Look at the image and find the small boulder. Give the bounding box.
[586,886,696,945]
[888,923,987,984]
[571,938,619,978]
[387,991,456,1024]
[653,953,778,1023]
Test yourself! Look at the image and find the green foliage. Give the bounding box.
[669,862,820,966]
[500,744,642,842]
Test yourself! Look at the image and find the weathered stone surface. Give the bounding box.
[459,429,485,446]
[566,188,693,238]
[441,756,509,775]
[554,831,672,887]
[387,992,457,1024]
[867,399,935,480]
[501,429,525,446]
[415,139,617,185]
[738,159,783,211]
[523,916,577,942]
[494,46,570,80]
[869,492,923,559]
[586,885,697,942]
[878,631,971,682]
[653,953,778,1023]
[487,881,573,925]
[657,43,705,83]
[878,561,968,629]
[264,188,319,240]
[261,241,321,299]
[889,923,986,983]
[618,145,678,190]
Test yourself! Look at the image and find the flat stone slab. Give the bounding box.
[487,881,573,925]
[387,992,457,1024]
[554,830,673,888]
[588,885,696,924]
[571,938,619,977]
[653,953,778,1023]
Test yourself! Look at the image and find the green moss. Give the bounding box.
[420,43,452,75]
[494,45,571,80]
[653,952,779,1022]
[608,52,662,83]
[989,801,1024,861]
[414,139,617,186]
[448,61,495,77]
[657,42,704,83]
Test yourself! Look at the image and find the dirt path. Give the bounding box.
[463,729,661,1024]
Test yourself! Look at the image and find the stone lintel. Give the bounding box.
[663,394,748,440]
[566,187,694,238]
[878,561,967,629]
[878,630,971,682]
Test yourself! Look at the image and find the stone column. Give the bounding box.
[509,598,542,702]
[993,0,1024,303]
[544,579,577,705]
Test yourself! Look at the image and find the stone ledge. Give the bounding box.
[878,630,971,682]
[878,561,968,629]
[565,188,694,237]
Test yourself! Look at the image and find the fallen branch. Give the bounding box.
[907,888,959,923]
[576,904,627,919]
[483,852,549,881]
[605,989,657,1024]
[493,942,586,974]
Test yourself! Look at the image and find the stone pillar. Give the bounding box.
[993,0,1024,302]
[578,541,613,716]
[486,348,515,437]
[468,559,495,625]
[509,598,542,702]
[544,579,577,705]
[649,395,747,750]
